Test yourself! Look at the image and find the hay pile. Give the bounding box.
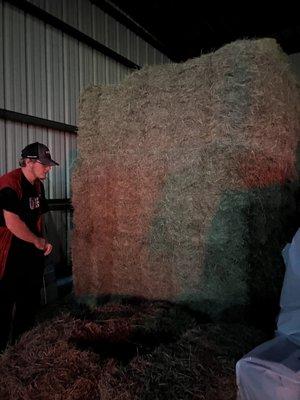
[73,38,300,322]
[0,300,267,400]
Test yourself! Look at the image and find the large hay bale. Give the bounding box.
[72,38,300,322]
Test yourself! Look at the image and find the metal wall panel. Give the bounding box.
[26,14,48,118]
[46,132,73,199]
[162,54,170,64]
[26,0,170,68]
[92,49,107,85]
[48,130,66,199]
[118,23,140,66]
[27,124,49,146]
[105,13,118,53]
[78,0,93,37]
[118,22,129,61]
[147,45,155,65]
[118,63,130,82]
[45,25,65,123]
[63,34,80,125]
[0,0,4,108]
[106,59,119,85]
[47,130,77,199]
[0,119,6,172]
[44,0,63,20]
[62,0,78,27]
[29,0,63,20]
[65,132,77,198]
[128,30,138,65]
[138,38,148,65]
[155,49,164,65]
[3,2,27,113]
[79,42,94,90]
[91,4,107,85]
[104,13,120,83]
[5,120,28,171]
[92,3,106,44]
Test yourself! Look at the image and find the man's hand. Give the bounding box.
[33,237,53,256]
[43,242,53,256]
[4,210,53,256]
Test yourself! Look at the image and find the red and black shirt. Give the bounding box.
[0,168,48,278]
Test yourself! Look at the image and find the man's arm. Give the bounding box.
[37,214,43,236]
[4,210,52,256]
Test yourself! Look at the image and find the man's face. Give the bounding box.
[28,160,52,180]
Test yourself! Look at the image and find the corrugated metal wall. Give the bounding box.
[26,0,168,68]
[0,0,169,298]
[0,0,169,195]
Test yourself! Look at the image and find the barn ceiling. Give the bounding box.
[108,1,300,62]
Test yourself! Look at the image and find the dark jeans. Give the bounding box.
[0,248,44,352]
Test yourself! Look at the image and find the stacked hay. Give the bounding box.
[73,38,300,321]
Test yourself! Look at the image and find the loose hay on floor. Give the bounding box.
[0,301,267,400]
[73,38,300,322]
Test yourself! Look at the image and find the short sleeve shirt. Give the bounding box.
[0,173,49,265]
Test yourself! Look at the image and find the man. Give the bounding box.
[0,142,59,351]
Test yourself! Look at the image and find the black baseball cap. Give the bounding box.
[21,142,59,166]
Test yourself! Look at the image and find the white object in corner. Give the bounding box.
[236,227,300,399]
[236,335,300,400]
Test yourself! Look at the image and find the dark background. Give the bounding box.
[106,1,300,62]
